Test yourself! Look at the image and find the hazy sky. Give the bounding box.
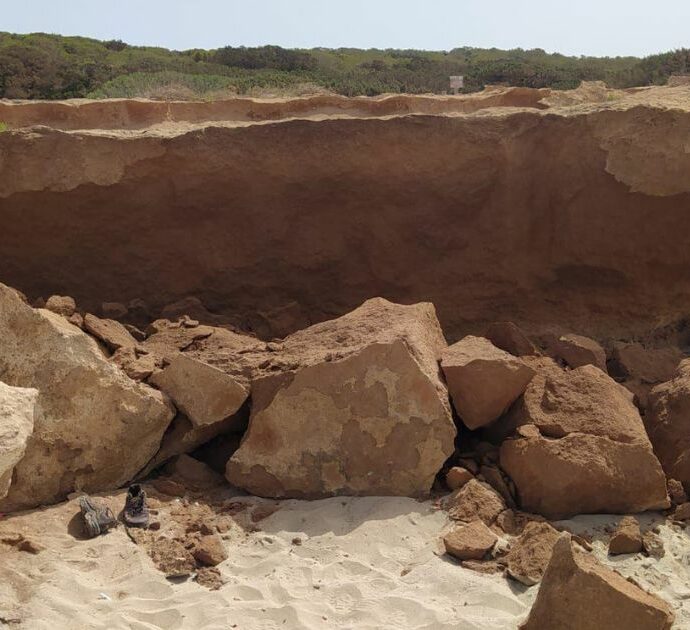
[3,0,689,58]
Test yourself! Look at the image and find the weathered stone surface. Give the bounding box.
[83,313,138,351]
[647,360,690,489]
[501,432,669,518]
[506,521,560,586]
[446,466,474,491]
[483,322,538,357]
[479,464,516,508]
[610,342,683,384]
[111,347,161,381]
[193,534,228,567]
[548,333,607,371]
[226,298,455,498]
[520,535,674,630]
[0,283,175,510]
[443,479,506,524]
[44,295,76,317]
[667,479,688,506]
[673,502,690,521]
[0,382,37,499]
[643,531,665,559]
[150,355,248,427]
[609,516,643,555]
[498,360,668,518]
[443,520,497,561]
[441,336,535,429]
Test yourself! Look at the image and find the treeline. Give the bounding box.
[0,32,688,100]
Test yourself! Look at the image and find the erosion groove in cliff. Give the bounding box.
[1,84,690,340]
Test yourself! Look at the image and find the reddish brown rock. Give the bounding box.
[498,361,669,518]
[667,479,688,506]
[111,347,161,381]
[445,466,474,491]
[68,312,84,328]
[226,299,456,498]
[45,295,76,317]
[443,479,506,524]
[149,538,197,577]
[150,354,248,427]
[483,322,538,357]
[101,301,128,320]
[647,360,690,489]
[443,520,497,561]
[506,521,560,585]
[610,342,683,384]
[479,464,516,508]
[520,535,674,630]
[193,534,228,567]
[83,313,138,351]
[608,516,643,555]
[673,502,690,521]
[548,333,607,371]
[441,336,535,430]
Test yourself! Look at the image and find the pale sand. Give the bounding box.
[1,494,688,629]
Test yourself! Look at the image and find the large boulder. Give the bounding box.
[0,283,175,510]
[498,360,668,518]
[226,298,456,498]
[647,360,690,489]
[520,535,674,630]
[441,336,535,429]
[0,381,38,499]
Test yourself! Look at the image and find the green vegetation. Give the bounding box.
[0,122,7,132]
[0,32,688,100]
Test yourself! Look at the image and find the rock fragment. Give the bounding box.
[445,466,474,490]
[548,333,607,371]
[193,534,228,567]
[443,479,506,524]
[0,382,37,499]
[441,336,535,429]
[506,521,560,586]
[45,295,76,317]
[520,535,674,630]
[443,520,497,561]
[608,516,643,555]
[83,313,138,351]
[483,322,538,357]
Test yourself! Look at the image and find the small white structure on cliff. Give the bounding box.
[450,75,464,94]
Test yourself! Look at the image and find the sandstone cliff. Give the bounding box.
[1,84,690,340]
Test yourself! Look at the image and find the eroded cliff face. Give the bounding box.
[1,84,690,340]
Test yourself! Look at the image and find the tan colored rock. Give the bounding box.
[67,312,84,329]
[479,464,516,508]
[444,479,506,524]
[608,516,643,555]
[506,521,560,586]
[150,354,248,427]
[643,531,665,559]
[227,299,456,498]
[111,347,161,381]
[83,313,138,351]
[520,535,674,630]
[647,360,690,488]
[673,502,690,520]
[667,479,688,506]
[446,466,474,491]
[0,382,37,499]
[45,295,76,317]
[549,333,607,371]
[443,520,497,561]
[193,534,228,566]
[149,538,197,577]
[483,322,538,357]
[498,361,669,518]
[441,336,535,430]
[0,283,175,511]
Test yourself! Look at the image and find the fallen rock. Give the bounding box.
[483,322,538,357]
[0,382,37,499]
[520,535,674,630]
[443,479,506,524]
[495,510,546,536]
[646,360,690,488]
[226,298,456,498]
[642,531,665,559]
[668,479,688,506]
[445,466,474,491]
[608,516,643,555]
[506,521,560,586]
[68,312,84,328]
[150,354,248,427]
[45,295,76,317]
[193,534,228,566]
[195,566,224,590]
[609,342,683,384]
[440,336,535,429]
[83,313,138,351]
[0,283,175,510]
[498,361,669,517]
[101,301,128,320]
[111,347,161,381]
[479,464,516,508]
[443,520,497,561]
[548,333,607,371]
[672,502,690,521]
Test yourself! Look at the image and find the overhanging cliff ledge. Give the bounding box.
[2,83,690,340]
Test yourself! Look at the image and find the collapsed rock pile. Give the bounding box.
[1,280,687,625]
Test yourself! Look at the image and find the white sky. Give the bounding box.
[2,0,689,57]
